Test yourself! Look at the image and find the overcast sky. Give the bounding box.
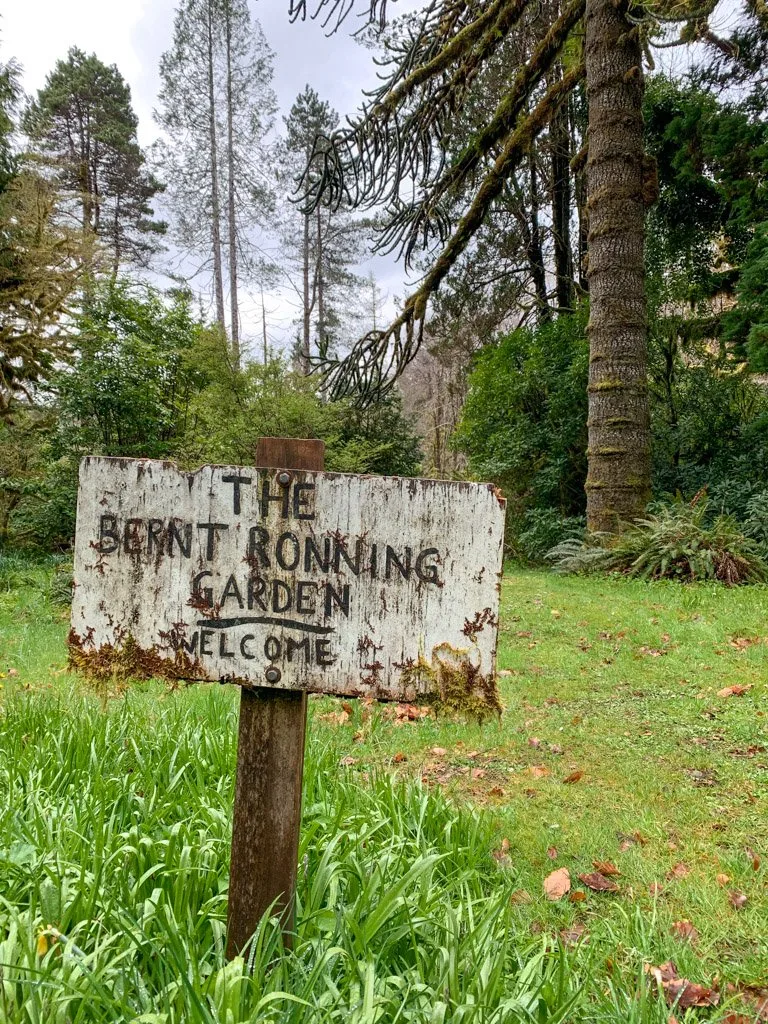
[2,0,416,357]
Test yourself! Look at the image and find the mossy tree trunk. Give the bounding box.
[584,0,650,533]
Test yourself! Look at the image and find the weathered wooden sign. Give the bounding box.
[70,455,506,704]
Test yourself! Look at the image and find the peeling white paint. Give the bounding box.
[71,457,506,700]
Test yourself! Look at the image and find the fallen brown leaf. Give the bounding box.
[746,847,761,871]
[647,962,720,1010]
[471,767,486,779]
[592,860,620,877]
[562,770,583,784]
[649,881,664,897]
[729,890,748,910]
[430,746,447,757]
[543,867,571,901]
[569,890,587,903]
[547,845,558,860]
[529,765,549,779]
[489,786,505,797]
[670,920,699,944]
[560,922,587,946]
[339,756,357,766]
[393,752,407,763]
[716,872,730,886]
[510,889,532,905]
[528,737,542,749]
[666,862,690,880]
[717,684,752,698]
[579,872,619,893]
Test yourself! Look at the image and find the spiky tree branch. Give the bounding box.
[322,59,585,403]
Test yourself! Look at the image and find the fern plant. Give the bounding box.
[548,497,768,584]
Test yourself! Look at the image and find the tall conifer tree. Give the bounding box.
[24,48,164,277]
[156,0,276,364]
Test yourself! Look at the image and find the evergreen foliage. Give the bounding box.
[23,48,165,275]
[0,171,85,412]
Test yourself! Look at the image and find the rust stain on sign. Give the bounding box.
[70,457,506,703]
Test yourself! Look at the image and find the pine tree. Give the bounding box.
[23,48,164,276]
[0,49,21,195]
[281,85,366,371]
[156,0,276,364]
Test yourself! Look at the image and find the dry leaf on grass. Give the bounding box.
[592,860,620,876]
[746,847,761,871]
[717,684,752,698]
[529,765,549,779]
[510,889,532,905]
[492,838,511,864]
[666,862,690,880]
[560,922,587,946]
[430,746,447,757]
[569,890,587,903]
[579,872,619,893]
[649,881,664,897]
[543,867,571,901]
[729,890,748,910]
[647,962,720,1010]
[392,752,407,763]
[716,872,731,886]
[547,846,558,860]
[339,756,357,766]
[670,920,699,944]
[562,770,583,784]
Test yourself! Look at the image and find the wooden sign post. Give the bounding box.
[69,441,506,957]
[226,438,324,956]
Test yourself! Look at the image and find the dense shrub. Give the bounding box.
[0,282,422,551]
[515,508,585,563]
[457,299,768,563]
[454,308,589,526]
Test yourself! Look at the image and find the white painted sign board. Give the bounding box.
[70,456,506,701]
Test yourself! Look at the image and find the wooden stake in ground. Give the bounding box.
[225,437,325,958]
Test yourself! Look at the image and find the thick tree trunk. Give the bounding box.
[584,0,650,533]
[225,4,240,366]
[206,0,227,335]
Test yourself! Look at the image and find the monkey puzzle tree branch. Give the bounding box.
[377,0,586,265]
[320,62,586,403]
[298,0,534,215]
[289,0,389,32]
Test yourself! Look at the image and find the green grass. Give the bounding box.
[0,558,766,1021]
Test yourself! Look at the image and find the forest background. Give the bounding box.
[2,0,768,568]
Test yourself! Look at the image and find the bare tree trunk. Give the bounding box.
[527,152,550,323]
[224,2,240,366]
[550,63,574,311]
[584,0,650,532]
[300,208,311,373]
[206,0,226,335]
[260,283,268,364]
[316,204,325,357]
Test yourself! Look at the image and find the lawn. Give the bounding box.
[0,557,766,1022]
